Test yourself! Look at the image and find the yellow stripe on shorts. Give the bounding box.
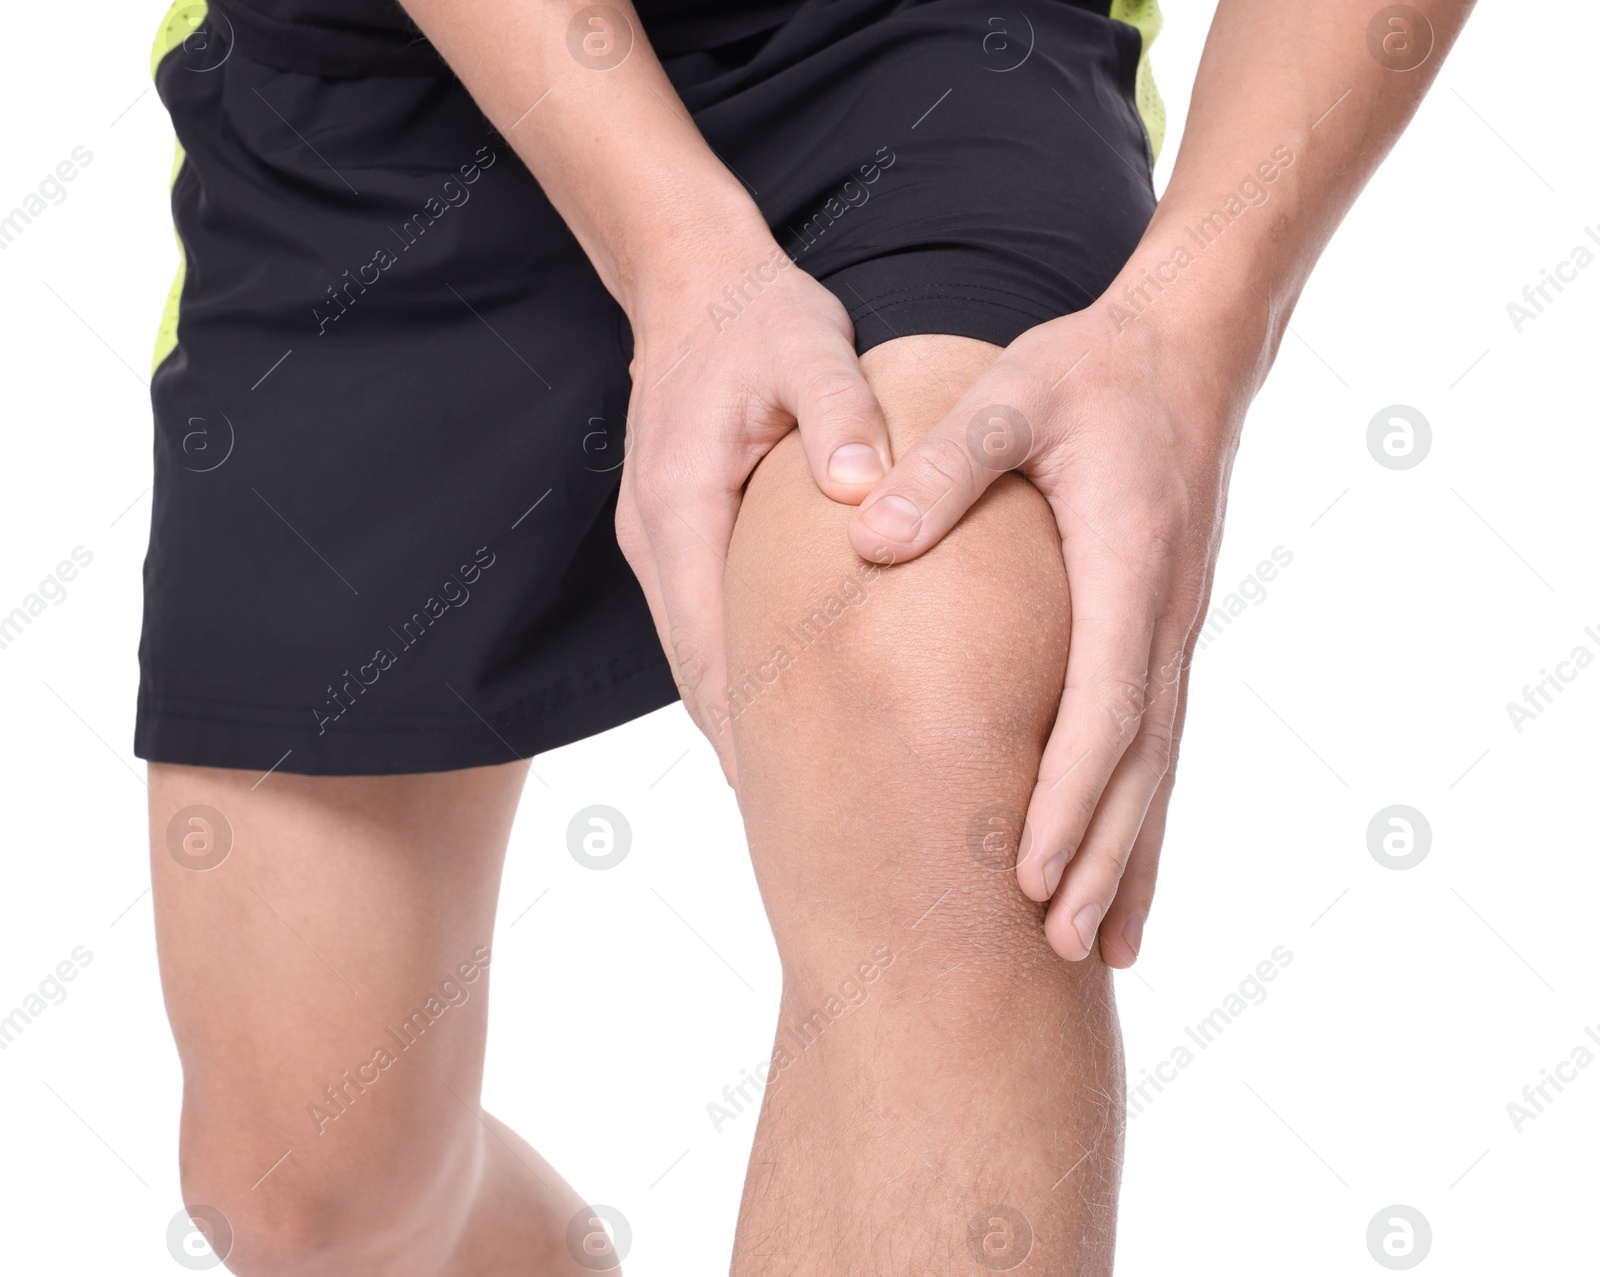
[149,0,208,374]
[1108,0,1166,163]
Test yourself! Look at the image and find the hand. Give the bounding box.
[614,238,892,783]
[844,301,1247,966]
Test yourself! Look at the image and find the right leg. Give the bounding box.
[151,760,602,1276]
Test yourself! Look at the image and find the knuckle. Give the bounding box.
[1123,512,1184,570]
[1164,729,1185,778]
[909,434,979,497]
[803,369,863,408]
[628,470,675,525]
[1078,825,1139,880]
[1126,723,1174,784]
[1066,786,1102,843]
[1077,850,1127,890]
[669,630,711,695]
[614,498,648,560]
[801,370,872,429]
[1107,841,1138,879]
[1046,773,1103,846]
[1098,673,1149,743]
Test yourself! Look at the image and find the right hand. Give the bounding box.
[613,236,893,783]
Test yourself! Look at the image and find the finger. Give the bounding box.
[1043,628,1186,962]
[1094,764,1174,966]
[845,394,1030,565]
[1099,603,1205,966]
[624,470,741,784]
[783,338,894,505]
[1095,766,1175,967]
[1014,548,1159,903]
[624,516,739,789]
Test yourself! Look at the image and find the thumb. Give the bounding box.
[785,343,894,506]
[846,398,1032,565]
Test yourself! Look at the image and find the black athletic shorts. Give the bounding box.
[137,0,1161,776]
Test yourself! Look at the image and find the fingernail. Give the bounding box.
[1122,910,1147,959]
[1073,903,1104,957]
[1042,851,1068,897]
[860,494,921,541]
[828,443,884,485]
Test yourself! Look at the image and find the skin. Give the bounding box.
[397,0,1477,964]
[154,0,1480,1270]
[150,759,598,1275]
[156,333,1124,1277]
[843,0,1480,968]
[726,334,1123,1273]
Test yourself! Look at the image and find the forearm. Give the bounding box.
[396,0,771,313]
[1106,0,1476,407]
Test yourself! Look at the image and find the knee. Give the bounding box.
[726,440,1069,766]
[725,439,1075,991]
[174,1159,334,1277]
[837,469,1069,755]
[724,332,1092,1007]
[176,1100,472,1275]
[725,333,1067,759]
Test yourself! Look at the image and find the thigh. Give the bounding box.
[149,760,523,1191]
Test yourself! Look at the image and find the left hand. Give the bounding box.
[844,300,1247,966]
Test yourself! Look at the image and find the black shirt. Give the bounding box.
[210,0,808,75]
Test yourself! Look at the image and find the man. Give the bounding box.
[141,0,1471,1269]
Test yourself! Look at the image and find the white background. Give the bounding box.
[2,2,1596,1273]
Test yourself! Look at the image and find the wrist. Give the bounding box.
[1091,203,1302,414]
[610,184,779,324]
[1088,287,1270,430]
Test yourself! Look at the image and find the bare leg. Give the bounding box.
[150,761,606,1275]
[725,335,1122,1275]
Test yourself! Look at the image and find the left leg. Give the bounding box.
[723,335,1124,1275]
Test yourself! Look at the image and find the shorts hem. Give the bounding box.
[133,653,680,777]
[822,274,1076,355]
